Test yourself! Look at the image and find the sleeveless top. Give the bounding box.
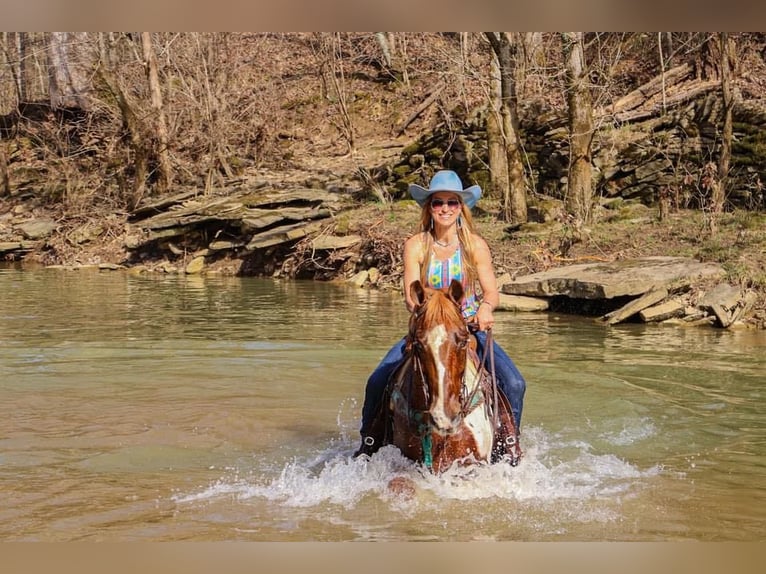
[425,244,480,319]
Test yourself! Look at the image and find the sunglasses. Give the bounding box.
[430,198,461,208]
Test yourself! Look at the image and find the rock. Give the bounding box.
[184,256,206,274]
[17,219,57,240]
[496,272,513,290]
[167,242,185,255]
[603,287,668,325]
[502,256,725,300]
[245,221,324,250]
[311,234,362,250]
[699,283,744,328]
[496,293,549,312]
[639,297,687,322]
[348,270,369,287]
[0,240,36,256]
[209,240,245,251]
[124,235,144,249]
[700,285,760,328]
[68,223,103,244]
[699,283,742,310]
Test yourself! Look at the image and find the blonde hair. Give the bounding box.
[417,201,479,288]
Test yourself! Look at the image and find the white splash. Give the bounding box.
[173,425,661,512]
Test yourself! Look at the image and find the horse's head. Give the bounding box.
[407,279,470,431]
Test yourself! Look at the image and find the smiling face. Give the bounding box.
[429,192,463,228]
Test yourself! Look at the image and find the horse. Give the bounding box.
[367,278,521,474]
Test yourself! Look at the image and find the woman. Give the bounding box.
[355,170,527,457]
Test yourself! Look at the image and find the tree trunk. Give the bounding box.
[518,32,544,100]
[710,33,736,234]
[561,32,594,223]
[374,32,392,68]
[2,32,25,104]
[485,32,527,224]
[48,32,93,110]
[486,56,510,203]
[141,32,172,193]
[96,54,147,210]
[0,142,9,197]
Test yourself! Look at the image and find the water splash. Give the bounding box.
[174,426,661,510]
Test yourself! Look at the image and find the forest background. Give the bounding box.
[2,32,766,325]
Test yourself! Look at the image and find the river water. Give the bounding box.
[0,266,764,541]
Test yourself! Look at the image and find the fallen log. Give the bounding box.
[395,81,445,136]
[606,63,692,114]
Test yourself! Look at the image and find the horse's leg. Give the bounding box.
[492,387,522,466]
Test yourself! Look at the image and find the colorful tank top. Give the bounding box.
[426,245,480,319]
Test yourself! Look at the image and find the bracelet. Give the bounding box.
[480,301,495,311]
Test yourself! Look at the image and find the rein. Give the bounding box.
[460,325,498,425]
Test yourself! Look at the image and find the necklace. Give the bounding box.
[434,236,458,247]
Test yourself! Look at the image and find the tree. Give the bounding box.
[561,32,595,224]
[48,32,93,110]
[708,32,736,235]
[484,32,527,224]
[141,32,172,193]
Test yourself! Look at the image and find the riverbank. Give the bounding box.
[3,187,766,329]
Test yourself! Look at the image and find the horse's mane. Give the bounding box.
[419,288,464,330]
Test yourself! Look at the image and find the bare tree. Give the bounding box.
[561,32,595,224]
[314,33,355,155]
[374,33,393,68]
[485,54,510,212]
[517,32,544,100]
[95,34,150,209]
[484,32,527,224]
[48,32,93,110]
[709,32,736,234]
[0,143,9,197]
[2,32,25,104]
[141,32,172,193]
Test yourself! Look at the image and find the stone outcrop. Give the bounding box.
[121,183,350,273]
[501,256,725,299]
[501,256,755,329]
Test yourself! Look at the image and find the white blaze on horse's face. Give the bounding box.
[424,323,455,430]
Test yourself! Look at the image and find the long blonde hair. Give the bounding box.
[418,202,479,288]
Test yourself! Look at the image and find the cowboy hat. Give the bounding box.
[408,170,482,209]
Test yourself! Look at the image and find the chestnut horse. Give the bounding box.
[370,279,521,473]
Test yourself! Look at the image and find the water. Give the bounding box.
[0,266,764,541]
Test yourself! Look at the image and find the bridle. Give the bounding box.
[403,296,499,434]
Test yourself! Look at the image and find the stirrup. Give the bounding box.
[353,435,376,458]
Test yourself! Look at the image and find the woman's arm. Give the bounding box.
[402,234,423,312]
[473,236,499,330]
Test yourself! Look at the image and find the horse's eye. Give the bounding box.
[456,335,468,349]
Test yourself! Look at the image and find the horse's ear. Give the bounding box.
[448,279,464,303]
[410,280,426,306]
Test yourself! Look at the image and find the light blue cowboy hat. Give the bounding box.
[409,170,482,209]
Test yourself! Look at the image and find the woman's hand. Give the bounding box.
[476,301,495,331]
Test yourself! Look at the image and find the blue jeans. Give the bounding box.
[360,332,526,433]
